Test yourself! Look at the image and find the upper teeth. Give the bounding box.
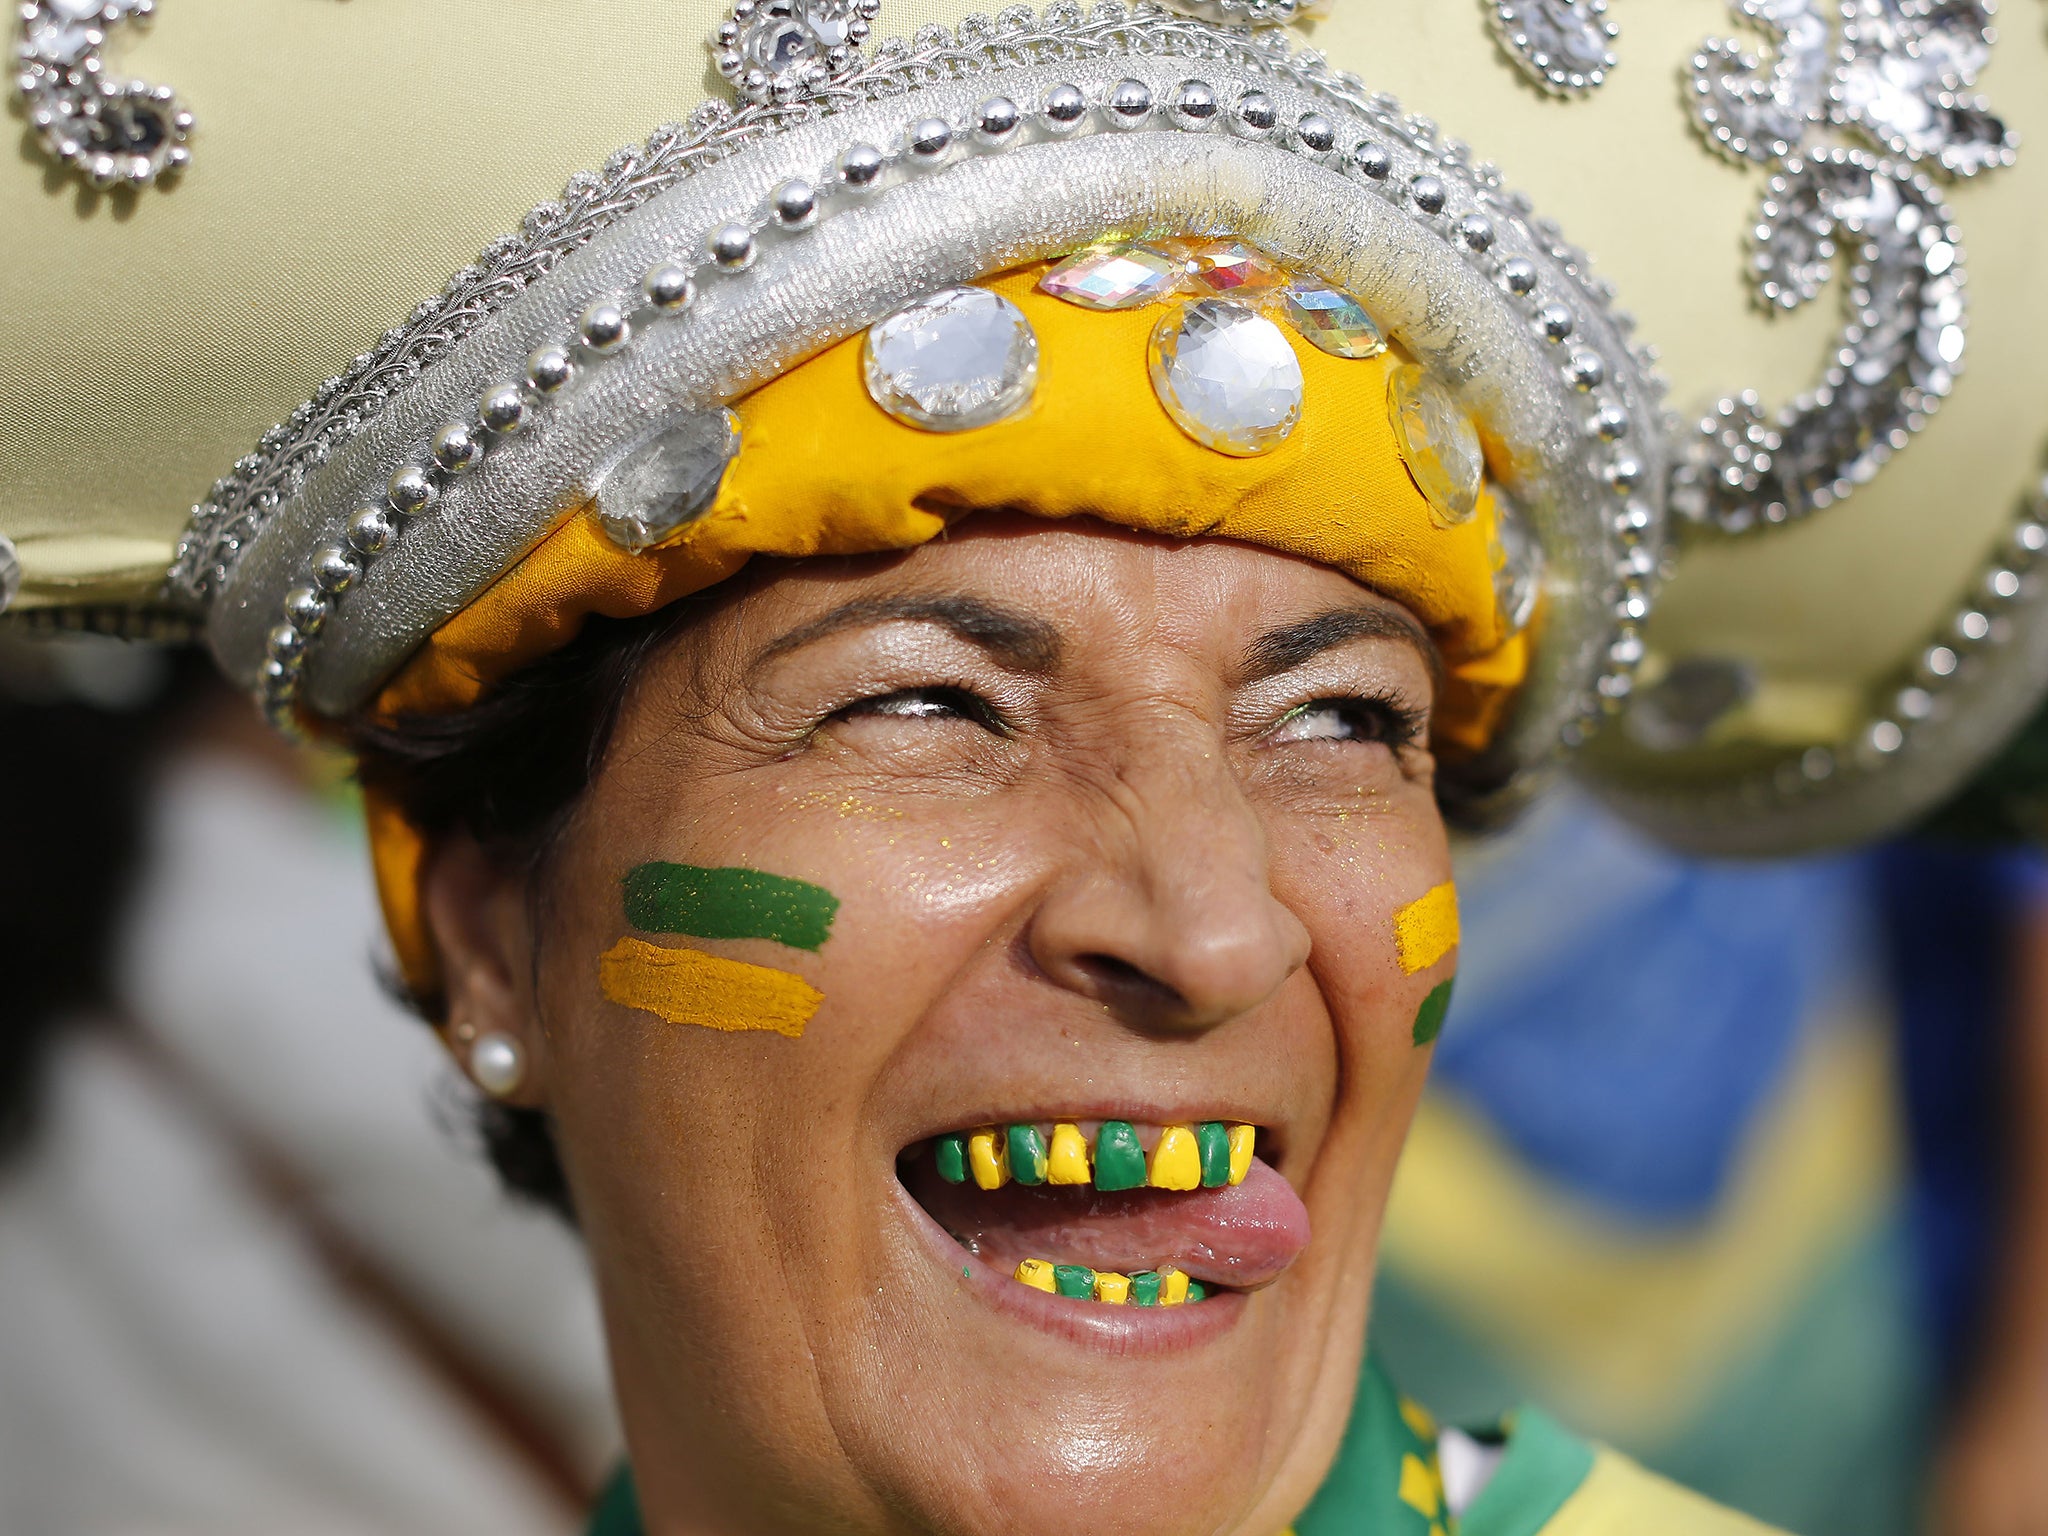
[933,1120,1254,1192]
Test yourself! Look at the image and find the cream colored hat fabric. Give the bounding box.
[4,0,2045,851]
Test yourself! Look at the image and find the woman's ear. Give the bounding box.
[420,831,548,1107]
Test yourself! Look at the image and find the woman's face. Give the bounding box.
[432,515,1455,1536]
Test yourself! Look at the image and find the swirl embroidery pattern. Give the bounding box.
[1673,0,2016,533]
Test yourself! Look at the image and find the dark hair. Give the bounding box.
[351,582,1503,1218]
[352,601,705,1220]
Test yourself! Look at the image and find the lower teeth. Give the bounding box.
[1012,1259,1210,1305]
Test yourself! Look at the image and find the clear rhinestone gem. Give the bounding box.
[1387,364,1484,525]
[27,21,95,63]
[1148,300,1304,457]
[1182,239,1282,297]
[863,287,1038,432]
[1277,278,1386,359]
[594,409,741,552]
[1488,494,1543,635]
[1038,246,1185,310]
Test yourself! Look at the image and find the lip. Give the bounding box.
[894,1180,1250,1353]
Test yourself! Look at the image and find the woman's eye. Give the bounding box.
[835,686,1003,731]
[1268,697,1424,748]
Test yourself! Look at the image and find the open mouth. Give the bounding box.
[899,1120,1311,1307]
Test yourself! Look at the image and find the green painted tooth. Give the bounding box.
[1196,1122,1231,1188]
[1412,977,1455,1047]
[1053,1264,1097,1299]
[1128,1271,1162,1307]
[1187,1281,1210,1303]
[1007,1124,1048,1186]
[934,1135,968,1185]
[1093,1121,1147,1191]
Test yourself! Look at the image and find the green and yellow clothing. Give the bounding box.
[586,1358,1782,1536]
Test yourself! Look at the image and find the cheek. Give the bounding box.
[1272,800,1456,1069]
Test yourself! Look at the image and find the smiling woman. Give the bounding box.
[10,0,2048,1532]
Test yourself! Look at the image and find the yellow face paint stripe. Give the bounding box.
[1393,881,1460,974]
[598,936,822,1037]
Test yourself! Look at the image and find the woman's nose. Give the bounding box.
[1025,729,1311,1034]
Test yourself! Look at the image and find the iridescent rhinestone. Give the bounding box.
[1387,364,1484,526]
[1276,278,1386,359]
[594,409,741,553]
[1488,494,1543,635]
[1183,240,1282,297]
[1148,300,1304,458]
[1038,245,1184,310]
[862,286,1038,432]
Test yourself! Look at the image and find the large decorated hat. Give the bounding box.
[4,0,2045,857]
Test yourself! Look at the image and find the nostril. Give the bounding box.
[1071,952,1192,1017]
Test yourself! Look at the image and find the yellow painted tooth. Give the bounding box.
[1159,1266,1191,1306]
[1014,1259,1057,1293]
[1148,1124,1202,1190]
[1227,1123,1256,1186]
[1093,1271,1131,1304]
[968,1127,1010,1190]
[1047,1122,1092,1185]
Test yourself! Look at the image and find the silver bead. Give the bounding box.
[525,344,573,394]
[2014,521,2048,557]
[1295,112,1336,153]
[1957,609,1992,643]
[907,117,953,160]
[1867,719,1905,755]
[1592,401,1630,441]
[976,95,1020,142]
[431,422,482,474]
[1170,79,1218,129]
[709,223,756,271]
[840,143,886,187]
[347,505,398,555]
[1921,644,1959,679]
[1409,174,1446,214]
[1566,351,1606,392]
[1351,141,1391,180]
[1897,686,1934,721]
[578,300,630,352]
[641,261,695,311]
[1456,213,1494,252]
[478,383,528,435]
[1105,78,1152,127]
[468,1031,526,1098]
[282,585,327,634]
[1041,83,1086,132]
[1232,90,1276,137]
[1539,303,1575,342]
[1502,257,1539,296]
[387,465,437,515]
[772,178,817,228]
[312,545,362,594]
[266,623,305,663]
[1607,456,1644,492]
[1986,567,2022,601]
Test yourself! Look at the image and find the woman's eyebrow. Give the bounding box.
[755,594,1064,673]
[1242,604,1443,689]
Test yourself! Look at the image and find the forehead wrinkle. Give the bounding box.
[751,592,1064,675]
[1239,603,1443,692]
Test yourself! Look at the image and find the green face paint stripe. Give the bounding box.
[1412,978,1454,1046]
[622,863,840,951]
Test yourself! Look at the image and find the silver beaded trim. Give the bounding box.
[1487,0,1618,98]
[0,534,20,616]
[1671,0,2015,535]
[1595,451,2048,854]
[178,5,1660,804]
[14,0,193,189]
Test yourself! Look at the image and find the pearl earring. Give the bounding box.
[468,1031,526,1098]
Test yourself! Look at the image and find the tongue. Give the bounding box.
[904,1155,1311,1289]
